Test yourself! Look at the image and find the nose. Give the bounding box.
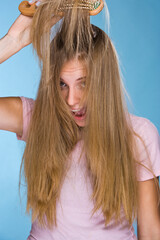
[66,87,80,107]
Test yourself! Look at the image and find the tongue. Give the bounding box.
[75,108,85,116]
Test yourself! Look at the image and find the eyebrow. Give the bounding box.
[60,76,86,82]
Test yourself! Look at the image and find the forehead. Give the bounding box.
[60,59,87,80]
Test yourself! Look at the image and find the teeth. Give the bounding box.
[71,109,81,113]
[71,108,86,116]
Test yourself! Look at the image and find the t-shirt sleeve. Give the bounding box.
[16,96,35,142]
[133,117,160,181]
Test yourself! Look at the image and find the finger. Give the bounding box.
[28,0,37,5]
[28,0,42,8]
[35,1,41,7]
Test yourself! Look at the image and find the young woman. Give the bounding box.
[0,0,160,239]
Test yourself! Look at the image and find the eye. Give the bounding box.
[80,81,86,88]
[77,81,86,90]
[60,81,67,89]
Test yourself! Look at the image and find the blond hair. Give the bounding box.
[19,0,159,228]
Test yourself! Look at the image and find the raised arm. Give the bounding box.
[0,1,62,64]
[0,14,33,64]
[0,1,61,136]
[0,13,33,135]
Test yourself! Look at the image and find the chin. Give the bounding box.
[76,121,85,127]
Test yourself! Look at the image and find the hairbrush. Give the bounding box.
[19,0,104,17]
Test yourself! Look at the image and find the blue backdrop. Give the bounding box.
[0,0,159,239]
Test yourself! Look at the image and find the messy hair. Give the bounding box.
[19,0,159,228]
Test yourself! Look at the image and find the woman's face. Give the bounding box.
[60,58,87,127]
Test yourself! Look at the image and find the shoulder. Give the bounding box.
[20,96,35,118]
[20,96,35,109]
[16,96,35,141]
[129,114,160,181]
[129,114,159,142]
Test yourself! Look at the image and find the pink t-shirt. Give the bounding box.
[17,97,160,240]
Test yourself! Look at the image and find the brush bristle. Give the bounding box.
[58,0,101,11]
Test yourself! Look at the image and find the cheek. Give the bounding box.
[77,88,86,104]
[60,90,68,101]
[76,88,84,98]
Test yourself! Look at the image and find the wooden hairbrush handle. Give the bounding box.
[19,1,37,17]
[19,1,65,17]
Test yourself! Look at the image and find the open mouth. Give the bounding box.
[71,107,86,120]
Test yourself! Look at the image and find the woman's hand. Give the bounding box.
[0,13,34,63]
[0,0,61,63]
[0,1,36,63]
[8,0,42,47]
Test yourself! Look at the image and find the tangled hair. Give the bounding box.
[19,0,159,229]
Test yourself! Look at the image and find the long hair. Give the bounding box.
[19,0,159,228]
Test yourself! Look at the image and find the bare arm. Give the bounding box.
[0,97,23,136]
[0,2,61,135]
[0,14,33,64]
[0,2,62,63]
[0,34,21,64]
[0,13,32,134]
[137,178,160,240]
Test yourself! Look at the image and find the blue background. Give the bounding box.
[0,0,159,239]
